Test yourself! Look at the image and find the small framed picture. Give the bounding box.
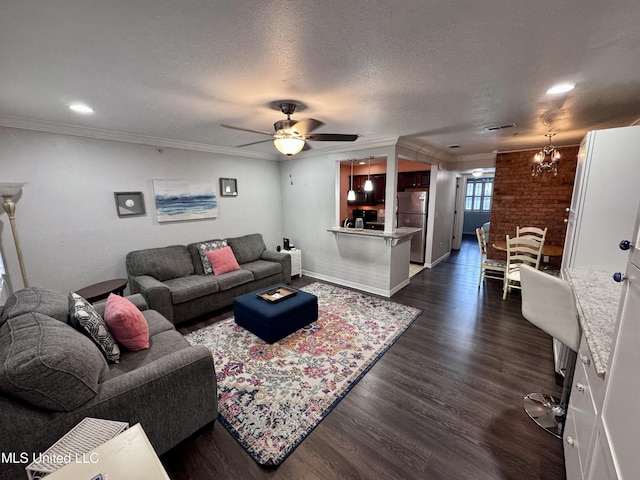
[220,178,238,197]
[114,192,146,217]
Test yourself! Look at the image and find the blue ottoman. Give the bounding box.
[233,284,318,343]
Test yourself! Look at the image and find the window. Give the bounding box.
[465,178,493,212]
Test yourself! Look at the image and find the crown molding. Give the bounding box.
[396,137,453,162]
[0,115,277,160]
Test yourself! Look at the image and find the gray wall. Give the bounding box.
[0,127,283,294]
[463,212,491,235]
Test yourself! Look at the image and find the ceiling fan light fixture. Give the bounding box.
[273,132,305,156]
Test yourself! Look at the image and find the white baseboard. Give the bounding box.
[300,270,408,298]
[425,251,450,268]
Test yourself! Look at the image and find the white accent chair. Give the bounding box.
[475,227,506,289]
[519,264,581,437]
[516,226,547,242]
[502,235,545,300]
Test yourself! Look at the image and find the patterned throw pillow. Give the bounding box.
[197,239,228,274]
[68,292,121,363]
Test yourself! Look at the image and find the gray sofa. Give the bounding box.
[0,287,217,480]
[126,233,291,325]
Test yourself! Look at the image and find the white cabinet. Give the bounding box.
[600,258,640,479]
[587,426,617,480]
[564,333,606,479]
[562,125,640,273]
[283,249,302,277]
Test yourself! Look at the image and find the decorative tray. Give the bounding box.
[257,286,297,303]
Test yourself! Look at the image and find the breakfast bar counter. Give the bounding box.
[327,226,421,246]
[563,268,622,377]
[324,226,421,297]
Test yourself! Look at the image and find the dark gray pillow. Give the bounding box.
[196,239,227,274]
[69,292,120,363]
[0,287,69,327]
[0,312,108,411]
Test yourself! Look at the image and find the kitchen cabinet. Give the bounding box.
[562,125,640,273]
[372,174,386,204]
[564,333,605,479]
[350,174,386,205]
[398,171,430,191]
[598,235,640,479]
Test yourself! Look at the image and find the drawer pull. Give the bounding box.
[566,436,575,446]
[576,383,586,392]
[581,355,590,366]
[613,272,627,283]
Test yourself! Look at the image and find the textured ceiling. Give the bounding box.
[1,0,639,161]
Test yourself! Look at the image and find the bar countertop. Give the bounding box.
[563,268,622,377]
[327,226,421,245]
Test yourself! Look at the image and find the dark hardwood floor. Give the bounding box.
[162,235,566,479]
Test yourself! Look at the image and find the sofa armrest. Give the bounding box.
[95,345,217,454]
[129,275,174,323]
[0,345,217,480]
[261,250,291,283]
[92,293,148,317]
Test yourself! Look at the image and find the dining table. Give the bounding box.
[492,241,564,257]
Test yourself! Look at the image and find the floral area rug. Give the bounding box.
[184,282,422,466]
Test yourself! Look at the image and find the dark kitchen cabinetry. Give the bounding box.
[398,171,430,191]
[372,174,386,204]
[349,174,386,205]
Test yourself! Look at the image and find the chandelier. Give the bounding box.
[532,133,560,176]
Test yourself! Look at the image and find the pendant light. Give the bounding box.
[363,156,373,192]
[532,133,560,176]
[347,160,356,201]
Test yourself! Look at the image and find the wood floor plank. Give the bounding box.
[162,235,566,479]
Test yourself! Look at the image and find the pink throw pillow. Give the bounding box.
[103,294,150,351]
[205,246,241,275]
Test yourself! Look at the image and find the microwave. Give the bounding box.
[347,191,374,205]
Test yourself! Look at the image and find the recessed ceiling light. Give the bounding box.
[69,103,94,114]
[546,83,575,95]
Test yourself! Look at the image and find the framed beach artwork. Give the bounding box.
[152,179,218,223]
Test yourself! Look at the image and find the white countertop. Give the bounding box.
[563,268,622,377]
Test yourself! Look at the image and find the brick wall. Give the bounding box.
[488,145,579,268]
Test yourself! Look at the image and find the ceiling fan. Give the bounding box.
[221,102,359,156]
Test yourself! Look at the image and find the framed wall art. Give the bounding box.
[114,192,146,217]
[220,178,238,196]
[152,179,218,222]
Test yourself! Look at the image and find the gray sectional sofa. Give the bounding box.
[0,287,218,480]
[126,233,291,325]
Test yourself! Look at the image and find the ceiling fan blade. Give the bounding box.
[304,133,359,142]
[291,118,324,135]
[220,124,273,136]
[236,139,273,148]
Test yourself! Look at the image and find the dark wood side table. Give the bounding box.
[75,278,128,303]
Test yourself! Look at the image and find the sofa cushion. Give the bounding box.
[194,239,227,274]
[241,259,283,280]
[126,245,195,281]
[104,294,150,351]
[69,293,121,363]
[214,269,255,291]
[144,310,176,336]
[0,312,109,411]
[0,287,69,327]
[227,233,267,265]
[206,246,241,275]
[104,328,189,380]
[163,275,220,304]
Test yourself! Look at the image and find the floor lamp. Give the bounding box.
[0,183,29,288]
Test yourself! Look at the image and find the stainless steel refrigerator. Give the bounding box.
[397,191,428,264]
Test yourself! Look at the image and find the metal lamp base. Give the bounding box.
[523,392,564,438]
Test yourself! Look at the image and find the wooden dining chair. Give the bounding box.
[476,227,506,288]
[503,234,545,300]
[516,226,548,243]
